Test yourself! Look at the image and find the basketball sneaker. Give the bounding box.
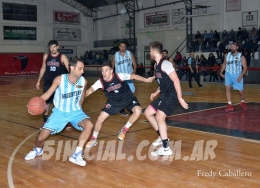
[117,127,129,140]
[85,136,98,148]
[152,136,162,146]
[25,147,43,160]
[151,146,173,156]
[225,104,233,112]
[69,151,86,166]
[241,102,247,109]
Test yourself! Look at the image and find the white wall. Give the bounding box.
[0,0,92,57]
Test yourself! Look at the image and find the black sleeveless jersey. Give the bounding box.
[44,53,67,84]
[100,73,133,103]
[155,58,177,99]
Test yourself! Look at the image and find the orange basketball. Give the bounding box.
[27,97,47,115]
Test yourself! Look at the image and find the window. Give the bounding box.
[2,2,37,22]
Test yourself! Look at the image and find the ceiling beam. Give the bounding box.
[60,0,92,17]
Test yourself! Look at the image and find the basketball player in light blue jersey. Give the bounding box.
[112,41,137,116]
[220,42,247,112]
[25,58,93,166]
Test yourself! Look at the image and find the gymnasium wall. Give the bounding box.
[0,0,92,57]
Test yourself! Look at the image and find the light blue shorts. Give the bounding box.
[225,72,243,91]
[43,108,90,134]
[125,80,135,93]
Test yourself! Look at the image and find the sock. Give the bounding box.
[43,115,48,123]
[162,139,169,148]
[156,130,160,136]
[35,147,42,153]
[93,131,99,138]
[241,100,245,103]
[124,121,132,129]
[75,146,83,153]
[228,101,232,105]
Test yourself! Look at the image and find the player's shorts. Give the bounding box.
[125,80,135,93]
[101,96,140,116]
[43,108,90,134]
[150,95,178,116]
[43,83,55,104]
[225,72,243,91]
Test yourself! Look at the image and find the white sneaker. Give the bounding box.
[85,136,98,148]
[25,147,43,160]
[69,151,86,166]
[151,147,173,156]
[152,136,162,146]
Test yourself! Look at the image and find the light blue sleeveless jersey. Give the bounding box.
[53,74,85,112]
[226,52,242,74]
[114,50,133,74]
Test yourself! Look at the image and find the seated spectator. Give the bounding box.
[174,51,182,64]
[103,50,108,60]
[211,62,220,82]
[109,41,118,54]
[200,54,208,82]
[216,39,226,59]
[243,50,251,67]
[236,40,244,52]
[222,30,229,40]
[213,30,220,42]
[210,37,218,51]
[241,28,249,41]
[195,31,202,40]
[243,38,253,52]
[192,38,200,52]
[236,27,243,41]
[229,29,236,42]
[249,27,257,41]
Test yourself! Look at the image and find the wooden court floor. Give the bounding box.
[0,75,260,188]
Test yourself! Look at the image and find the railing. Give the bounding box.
[169,35,188,58]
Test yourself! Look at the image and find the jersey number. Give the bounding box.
[50,66,56,71]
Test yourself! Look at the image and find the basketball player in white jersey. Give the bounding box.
[220,42,247,112]
[111,41,137,116]
[85,62,154,147]
[25,58,93,166]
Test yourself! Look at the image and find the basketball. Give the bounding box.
[27,97,47,115]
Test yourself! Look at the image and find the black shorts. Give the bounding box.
[43,84,55,104]
[150,95,178,116]
[101,96,140,116]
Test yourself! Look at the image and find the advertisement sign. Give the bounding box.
[242,11,258,28]
[172,9,186,25]
[144,11,169,27]
[4,26,36,40]
[0,53,43,76]
[226,0,241,12]
[53,28,81,41]
[58,46,77,58]
[53,10,80,24]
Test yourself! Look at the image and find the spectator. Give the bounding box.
[195,31,202,40]
[210,37,218,51]
[200,54,208,82]
[236,27,243,41]
[103,50,108,60]
[192,38,200,52]
[243,50,251,67]
[249,27,257,41]
[222,30,229,40]
[178,57,189,81]
[174,51,182,64]
[241,28,249,41]
[213,30,220,42]
[229,29,236,42]
[211,62,220,82]
[216,39,226,59]
[243,38,253,52]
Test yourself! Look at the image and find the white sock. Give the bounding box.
[124,121,132,129]
[35,147,42,152]
[93,131,99,138]
[228,101,232,105]
[75,146,83,153]
[241,100,245,102]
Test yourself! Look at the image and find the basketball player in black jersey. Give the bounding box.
[84,62,154,147]
[144,41,189,156]
[162,49,176,70]
[36,40,69,123]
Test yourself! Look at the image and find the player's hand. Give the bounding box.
[26,105,34,115]
[179,98,189,110]
[146,76,155,83]
[150,92,158,101]
[237,76,242,82]
[220,73,225,78]
[36,82,40,90]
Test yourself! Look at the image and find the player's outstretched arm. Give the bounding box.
[85,87,95,97]
[40,76,61,101]
[130,74,155,83]
[36,54,48,90]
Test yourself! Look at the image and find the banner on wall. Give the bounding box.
[0,53,43,76]
[144,11,169,27]
[226,0,241,12]
[53,10,80,24]
[172,9,186,25]
[58,46,77,58]
[53,28,81,41]
[242,11,258,28]
[3,26,36,40]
